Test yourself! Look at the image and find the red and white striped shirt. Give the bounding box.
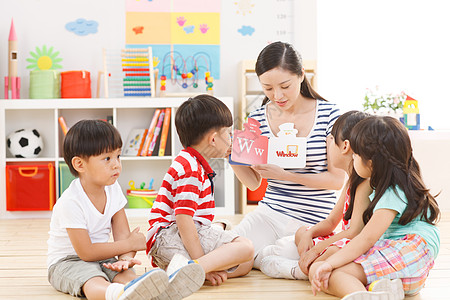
[146,147,216,253]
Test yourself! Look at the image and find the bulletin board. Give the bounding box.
[125,0,221,79]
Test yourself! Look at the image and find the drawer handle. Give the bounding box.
[18,167,38,177]
[49,163,55,210]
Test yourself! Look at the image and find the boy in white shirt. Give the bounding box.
[47,120,204,300]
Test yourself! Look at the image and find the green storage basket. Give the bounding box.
[29,70,60,99]
[127,194,156,208]
[59,163,76,196]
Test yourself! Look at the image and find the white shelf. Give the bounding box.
[6,157,57,162]
[120,156,174,161]
[0,97,235,219]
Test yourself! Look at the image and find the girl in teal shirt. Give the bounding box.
[310,116,440,300]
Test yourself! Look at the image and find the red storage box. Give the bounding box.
[61,70,91,98]
[6,163,56,211]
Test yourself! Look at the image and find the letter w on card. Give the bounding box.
[230,118,268,165]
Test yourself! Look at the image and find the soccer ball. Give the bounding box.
[7,129,44,158]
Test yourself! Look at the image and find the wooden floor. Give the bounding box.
[0,212,449,300]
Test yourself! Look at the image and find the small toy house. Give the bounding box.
[403,95,420,130]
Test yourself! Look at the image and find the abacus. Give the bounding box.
[100,47,156,98]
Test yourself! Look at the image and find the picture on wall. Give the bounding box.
[125,0,221,79]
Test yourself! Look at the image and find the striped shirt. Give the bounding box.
[146,147,216,253]
[249,100,340,225]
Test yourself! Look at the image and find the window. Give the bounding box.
[317,0,450,129]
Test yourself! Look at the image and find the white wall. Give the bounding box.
[1,0,306,112]
[294,0,317,61]
[0,0,125,98]
[317,0,450,129]
[8,0,448,131]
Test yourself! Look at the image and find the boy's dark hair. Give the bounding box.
[255,41,326,106]
[175,94,233,148]
[63,119,122,176]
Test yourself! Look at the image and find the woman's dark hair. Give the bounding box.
[255,41,326,106]
[331,110,370,221]
[63,119,123,176]
[349,116,440,225]
[175,94,233,148]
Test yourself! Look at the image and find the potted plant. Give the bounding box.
[363,87,406,117]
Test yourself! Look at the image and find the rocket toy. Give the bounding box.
[4,19,20,99]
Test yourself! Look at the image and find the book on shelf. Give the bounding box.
[147,110,165,156]
[58,116,69,136]
[140,108,162,156]
[136,129,149,156]
[123,128,147,156]
[158,107,171,156]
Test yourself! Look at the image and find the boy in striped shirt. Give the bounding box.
[146,95,254,286]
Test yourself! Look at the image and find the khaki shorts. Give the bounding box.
[149,223,239,271]
[48,255,123,297]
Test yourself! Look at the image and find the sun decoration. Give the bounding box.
[26,45,63,70]
[234,0,254,15]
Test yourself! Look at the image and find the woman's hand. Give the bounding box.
[311,261,333,296]
[251,164,288,180]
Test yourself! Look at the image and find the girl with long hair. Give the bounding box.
[310,116,440,300]
[258,111,372,280]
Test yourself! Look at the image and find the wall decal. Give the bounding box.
[65,18,98,36]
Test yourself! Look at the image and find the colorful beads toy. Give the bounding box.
[158,51,213,94]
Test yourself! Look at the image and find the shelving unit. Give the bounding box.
[237,60,317,214]
[0,97,235,219]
